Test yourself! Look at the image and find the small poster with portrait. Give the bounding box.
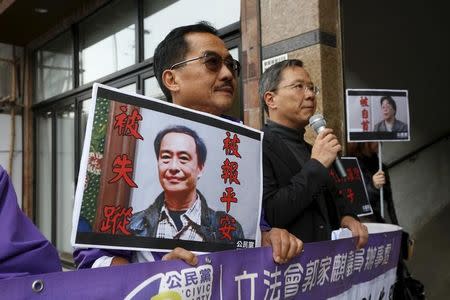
[346,89,410,142]
[330,157,373,217]
[71,83,263,253]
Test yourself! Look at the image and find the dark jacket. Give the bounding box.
[129,190,244,243]
[262,125,357,242]
[374,119,408,132]
[358,154,399,225]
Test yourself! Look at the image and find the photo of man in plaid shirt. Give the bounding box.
[129,125,244,243]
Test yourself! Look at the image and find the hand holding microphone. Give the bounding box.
[309,114,347,178]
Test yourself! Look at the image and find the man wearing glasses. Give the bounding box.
[260,59,368,248]
[75,22,302,269]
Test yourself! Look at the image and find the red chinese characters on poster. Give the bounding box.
[360,96,370,131]
[108,105,144,188]
[223,132,241,158]
[99,205,133,235]
[114,105,144,140]
[329,157,373,216]
[218,131,243,241]
[109,154,138,188]
[102,105,144,234]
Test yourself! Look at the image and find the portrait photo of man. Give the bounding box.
[346,89,410,141]
[373,95,408,133]
[129,125,244,243]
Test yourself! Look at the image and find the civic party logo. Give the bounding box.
[125,264,213,300]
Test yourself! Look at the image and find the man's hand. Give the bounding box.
[372,170,386,189]
[262,228,303,264]
[162,247,198,266]
[111,256,130,266]
[311,128,341,168]
[340,216,369,249]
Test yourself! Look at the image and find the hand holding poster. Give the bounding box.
[346,89,410,142]
[71,84,263,253]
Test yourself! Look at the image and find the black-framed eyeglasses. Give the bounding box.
[170,51,241,77]
[272,82,320,95]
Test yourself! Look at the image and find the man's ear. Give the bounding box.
[162,69,180,94]
[264,91,277,111]
[197,164,204,178]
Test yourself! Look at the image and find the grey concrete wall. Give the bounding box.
[342,3,450,296]
[342,1,450,236]
[406,203,450,299]
[390,138,450,234]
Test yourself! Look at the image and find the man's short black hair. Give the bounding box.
[380,95,397,114]
[154,125,207,167]
[259,59,304,114]
[153,21,218,102]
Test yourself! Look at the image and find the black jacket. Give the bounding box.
[358,154,399,225]
[262,125,357,242]
[129,190,244,243]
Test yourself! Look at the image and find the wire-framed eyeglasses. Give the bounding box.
[170,51,241,77]
[272,82,320,95]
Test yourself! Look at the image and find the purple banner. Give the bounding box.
[1,229,401,299]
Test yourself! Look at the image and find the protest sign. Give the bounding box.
[330,157,373,217]
[346,89,410,142]
[71,83,263,253]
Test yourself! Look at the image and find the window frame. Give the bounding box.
[31,0,242,265]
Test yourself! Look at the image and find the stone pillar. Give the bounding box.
[241,0,263,129]
[259,0,344,144]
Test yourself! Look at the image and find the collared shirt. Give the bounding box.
[155,195,205,241]
[384,121,393,132]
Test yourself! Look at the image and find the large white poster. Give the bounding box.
[72,83,263,253]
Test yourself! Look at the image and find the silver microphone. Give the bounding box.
[309,114,347,178]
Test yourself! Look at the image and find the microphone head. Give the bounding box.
[309,114,327,133]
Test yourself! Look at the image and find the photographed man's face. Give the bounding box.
[381,99,395,120]
[271,66,317,129]
[158,132,203,195]
[171,32,237,116]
